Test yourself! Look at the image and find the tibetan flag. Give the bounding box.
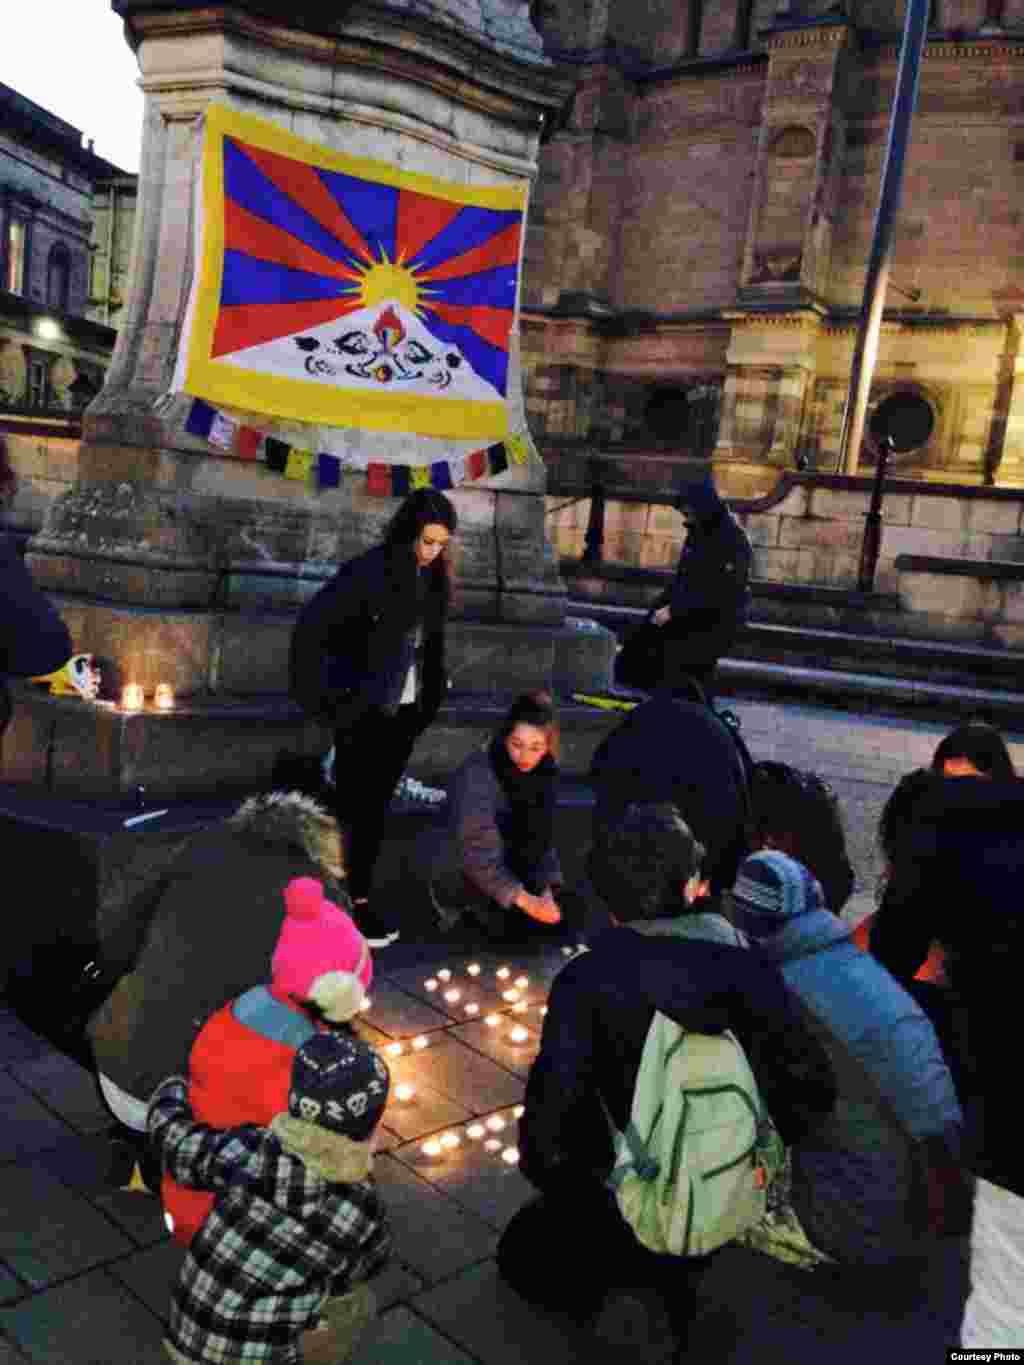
[410,464,431,490]
[430,460,453,490]
[286,448,315,481]
[367,462,393,497]
[175,103,527,440]
[507,431,530,466]
[391,464,411,498]
[317,452,342,488]
[466,448,486,480]
[487,442,509,476]
[449,454,466,487]
[237,426,262,460]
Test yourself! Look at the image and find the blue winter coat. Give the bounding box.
[750,909,962,1265]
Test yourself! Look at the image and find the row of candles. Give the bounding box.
[420,1106,525,1165]
[118,682,175,711]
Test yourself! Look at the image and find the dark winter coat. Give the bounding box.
[518,925,836,1202]
[446,749,562,908]
[289,542,447,731]
[869,776,1024,1198]
[589,694,749,890]
[750,906,962,1264]
[663,477,752,664]
[88,792,346,1104]
[0,534,72,734]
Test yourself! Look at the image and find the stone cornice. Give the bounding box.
[763,22,852,53]
[120,4,577,123]
[868,36,1024,62]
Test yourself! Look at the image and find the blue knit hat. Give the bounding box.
[732,850,824,939]
[288,1031,389,1142]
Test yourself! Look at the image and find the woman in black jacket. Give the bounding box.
[290,488,457,945]
[1,437,72,737]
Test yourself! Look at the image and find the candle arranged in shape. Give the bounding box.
[121,683,144,711]
[154,683,175,710]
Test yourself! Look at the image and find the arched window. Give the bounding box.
[47,244,71,313]
[868,390,936,455]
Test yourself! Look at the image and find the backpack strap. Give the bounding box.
[232,986,318,1049]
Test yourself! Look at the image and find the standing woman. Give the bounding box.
[291,488,457,946]
[432,691,563,942]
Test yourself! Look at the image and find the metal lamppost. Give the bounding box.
[856,390,933,592]
[857,431,895,594]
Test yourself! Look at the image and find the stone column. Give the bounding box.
[29,2,576,641]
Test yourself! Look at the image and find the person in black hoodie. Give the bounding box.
[0,437,72,738]
[499,802,835,1350]
[290,489,457,946]
[866,775,1024,1346]
[651,471,752,700]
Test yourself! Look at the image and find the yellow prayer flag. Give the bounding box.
[410,464,432,489]
[285,448,315,481]
[507,432,531,466]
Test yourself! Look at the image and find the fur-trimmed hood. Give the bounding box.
[270,1112,376,1187]
[229,790,345,889]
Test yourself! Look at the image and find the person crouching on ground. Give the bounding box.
[160,875,375,1249]
[149,1026,391,1365]
[499,802,835,1349]
[732,850,969,1286]
[430,691,564,941]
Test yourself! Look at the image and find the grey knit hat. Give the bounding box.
[732,850,824,939]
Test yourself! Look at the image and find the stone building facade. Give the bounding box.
[522,0,1024,498]
[0,82,133,415]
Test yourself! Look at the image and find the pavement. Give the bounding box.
[1,695,1016,1365]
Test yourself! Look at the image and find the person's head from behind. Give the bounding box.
[931,720,1015,782]
[496,691,560,773]
[732,849,825,942]
[281,1029,390,1146]
[383,488,457,571]
[587,802,709,923]
[878,768,937,874]
[748,762,853,913]
[271,877,373,1026]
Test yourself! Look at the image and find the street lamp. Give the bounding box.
[857,391,932,593]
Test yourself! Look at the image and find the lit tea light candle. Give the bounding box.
[464,1002,479,1016]
[509,1026,530,1044]
[386,1042,404,1057]
[466,1123,486,1140]
[421,1139,442,1158]
[360,997,372,1012]
[561,946,574,957]
[424,979,438,992]
[496,967,511,980]
[438,969,452,982]
[512,1001,528,1014]
[121,683,144,711]
[502,990,520,1004]
[443,988,461,1004]
[514,1104,525,1119]
[154,682,175,711]
[501,1146,520,1165]
[412,1035,429,1051]
[514,976,529,990]
[394,1083,415,1103]
[486,1115,507,1133]
[484,1014,500,1028]
[467,963,481,977]
[484,1138,502,1152]
[539,1005,548,1017]
[440,1131,460,1150]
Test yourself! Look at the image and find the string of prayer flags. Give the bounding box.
[285,448,315,482]
[237,426,262,461]
[486,443,509,476]
[317,453,342,488]
[264,437,289,473]
[185,398,217,438]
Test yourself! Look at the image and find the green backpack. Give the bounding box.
[605,1010,785,1258]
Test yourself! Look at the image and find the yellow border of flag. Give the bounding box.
[182,104,526,439]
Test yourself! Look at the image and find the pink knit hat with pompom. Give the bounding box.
[271,878,372,1023]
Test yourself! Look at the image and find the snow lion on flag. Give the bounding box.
[176,104,527,441]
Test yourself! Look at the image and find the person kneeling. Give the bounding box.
[499,803,835,1348]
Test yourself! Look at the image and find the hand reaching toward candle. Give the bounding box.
[652,605,671,626]
[515,888,561,924]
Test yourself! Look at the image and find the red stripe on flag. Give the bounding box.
[236,139,373,269]
[224,197,360,287]
[427,303,513,353]
[211,297,364,359]
[417,222,522,285]
[466,448,486,479]
[395,189,464,268]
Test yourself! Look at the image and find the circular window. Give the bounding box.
[645,388,690,441]
[868,391,935,454]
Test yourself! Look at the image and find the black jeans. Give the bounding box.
[497,1187,714,1338]
[332,704,422,900]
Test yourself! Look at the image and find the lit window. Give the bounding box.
[6,220,26,294]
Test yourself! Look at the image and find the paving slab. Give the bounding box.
[360,982,452,1039]
[348,1304,480,1365]
[0,1008,51,1067]
[0,1073,83,1167]
[105,1238,185,1320]
[0,1162,135,1290]
[32,1131,170,1247]
[385,1034,524,1116]
[8,1053,111,1135]
[0,1268,166,1364]
[373,1155,498,1284]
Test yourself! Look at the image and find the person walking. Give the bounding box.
[290,489,457,945]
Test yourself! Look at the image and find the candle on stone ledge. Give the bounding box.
[121,683,144,711]
[154,682,175,711]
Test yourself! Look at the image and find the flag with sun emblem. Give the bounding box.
[175,104,527,440]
